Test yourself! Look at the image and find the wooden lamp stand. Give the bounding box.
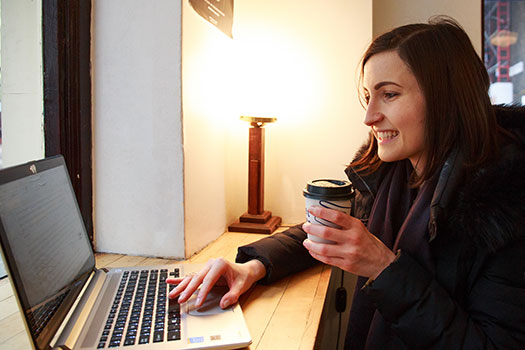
[228,116,281,234]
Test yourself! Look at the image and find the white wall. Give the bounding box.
[373,0,482,55]
[92,0,185,258]
[1,0,44,168]
[182,0,373,256]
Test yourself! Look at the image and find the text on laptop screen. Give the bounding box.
[0,165,94,309]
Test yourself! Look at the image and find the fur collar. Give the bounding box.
[446,105,525,252]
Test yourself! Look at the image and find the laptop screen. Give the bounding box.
[0,156,95,348]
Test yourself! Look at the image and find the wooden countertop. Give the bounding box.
[0,230,331,349]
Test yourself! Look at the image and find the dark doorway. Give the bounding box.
[42,0,93,242]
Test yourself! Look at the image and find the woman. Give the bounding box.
[168,17,525,348]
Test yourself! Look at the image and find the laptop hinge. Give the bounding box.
[50,269,107,349]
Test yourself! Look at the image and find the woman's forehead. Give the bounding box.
[363,51,416,90]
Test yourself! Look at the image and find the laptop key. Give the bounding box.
[139,335,150,344]
[168,317,181,326]
[167,330,181,341]
[108,341,121,348]
[153,330,164,342]
[168,324,180,331]
[168,299,180,312]
[123,338,135,346]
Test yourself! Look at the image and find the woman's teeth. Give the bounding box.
[377,131,399,141]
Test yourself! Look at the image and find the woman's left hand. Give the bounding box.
[302,205,395,279]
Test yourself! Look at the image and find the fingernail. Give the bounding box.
[195,297,202,306]
[222,299,230,308]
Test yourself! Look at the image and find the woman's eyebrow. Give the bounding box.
[374,81,402,90]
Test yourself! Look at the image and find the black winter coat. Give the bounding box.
[236,105,525,349]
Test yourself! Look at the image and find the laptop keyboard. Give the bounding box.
[97,268,180,348]
[27,289,70,338]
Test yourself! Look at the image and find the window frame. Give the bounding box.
[42,0,93,242]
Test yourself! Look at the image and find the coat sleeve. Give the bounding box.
[235,224,319,284]
[363,240,525,349]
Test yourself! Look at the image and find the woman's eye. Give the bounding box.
[384,92,399,99]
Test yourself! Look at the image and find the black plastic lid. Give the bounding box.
[303,179,353,199]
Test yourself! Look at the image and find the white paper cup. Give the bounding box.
[303,179,353,244]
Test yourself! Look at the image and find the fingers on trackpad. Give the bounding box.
[186,286,231,316]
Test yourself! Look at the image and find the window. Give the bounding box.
[484,0,525,105]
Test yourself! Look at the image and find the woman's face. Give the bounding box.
[362,50,427,173]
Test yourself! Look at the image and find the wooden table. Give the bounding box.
[0,230,331,349]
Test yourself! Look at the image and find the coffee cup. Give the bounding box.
[303,179,354,244]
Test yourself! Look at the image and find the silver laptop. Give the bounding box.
[0,156,252,350]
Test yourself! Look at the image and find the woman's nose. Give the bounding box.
[364,104,384,126]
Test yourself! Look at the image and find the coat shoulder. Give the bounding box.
[447,106,525,252]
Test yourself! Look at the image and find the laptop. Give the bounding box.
[0,155,252,350]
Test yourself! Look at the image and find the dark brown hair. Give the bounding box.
[351,16,500,185]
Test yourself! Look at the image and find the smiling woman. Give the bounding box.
[354,17,501,188]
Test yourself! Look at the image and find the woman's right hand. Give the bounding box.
[166,258,266,309]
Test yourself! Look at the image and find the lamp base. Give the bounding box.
[228,211,282,234]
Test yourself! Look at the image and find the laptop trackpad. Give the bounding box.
[187,286,231,316]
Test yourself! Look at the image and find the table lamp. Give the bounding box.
[228,116,282,234]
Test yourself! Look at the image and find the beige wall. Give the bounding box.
[182,0,373,255]
[373,0,482,55]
